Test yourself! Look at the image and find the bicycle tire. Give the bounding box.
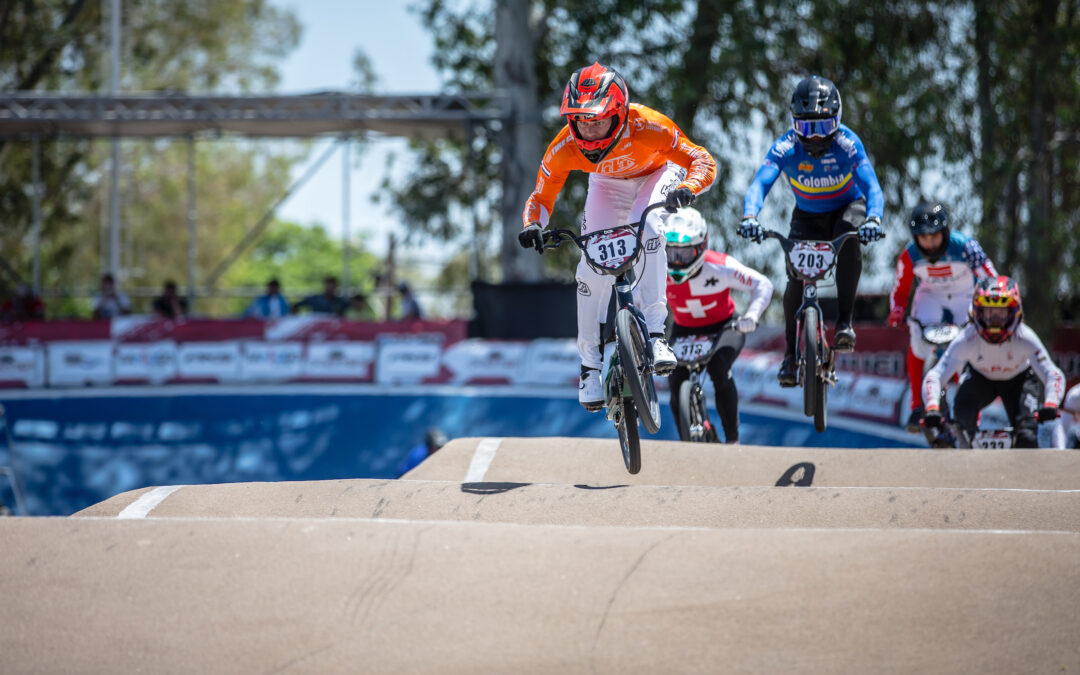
[616,308,660,434]
[617,397,642,474]
[677,379,694,442]
[697,385,721,442]
[802,306,820,422]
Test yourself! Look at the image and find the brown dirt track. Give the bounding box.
[2,437,1078,674]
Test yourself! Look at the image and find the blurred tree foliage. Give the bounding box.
[0,0,318,317]
[398,0,1079,333]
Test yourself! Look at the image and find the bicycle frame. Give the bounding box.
[764,229,859,387]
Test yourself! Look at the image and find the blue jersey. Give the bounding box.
[742,124,884,220]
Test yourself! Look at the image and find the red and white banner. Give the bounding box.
[46,341,114,387]
[376,334,446,384]
[177,342,243,381]
[241,342,305,382]
[0,347,45,388]
[114,341,178,384]
[302,342,376,380]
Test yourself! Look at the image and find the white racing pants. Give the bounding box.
[908,288,973,360]
[575,162,685,370]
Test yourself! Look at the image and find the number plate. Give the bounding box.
[923,324,961,345]
[971,430,1013,449]
[586,226,639,270]
[788,242,835,278]
[671,335,713,365]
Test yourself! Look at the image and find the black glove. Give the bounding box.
[858,217,884,244]
[1036,406,1060,422]
[923,410,943,429]
[518,222,544,254]
[738,216,764,243]
[665,186,695,212]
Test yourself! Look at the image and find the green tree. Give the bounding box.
[395,0,1080,331]
[221,219,382,316]
[0,0,302,315]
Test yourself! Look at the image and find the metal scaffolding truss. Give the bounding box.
[0,91,506,139]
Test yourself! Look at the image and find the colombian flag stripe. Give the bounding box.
[788,172,853,197]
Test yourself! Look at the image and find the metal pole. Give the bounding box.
[465,120,479,281]
[108,0,122,279]
[342,136,351,295]
[186,135,197,310]
[31,135,42,294]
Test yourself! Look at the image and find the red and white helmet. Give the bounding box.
[970,275,1023,344]
[560,62,629,164]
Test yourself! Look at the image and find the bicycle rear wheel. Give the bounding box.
[616,308,660,434]
[617,397,642,474]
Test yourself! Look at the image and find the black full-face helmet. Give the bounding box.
[790,76,842,158]
[908,201,950,262]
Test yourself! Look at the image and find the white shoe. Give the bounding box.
[578,368,603,412]
[650,336,677,375]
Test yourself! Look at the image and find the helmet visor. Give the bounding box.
[792,115,840,138]
[977,306,1012,327]
[667,244,703,269]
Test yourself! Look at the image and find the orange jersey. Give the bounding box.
[522,103,716,227]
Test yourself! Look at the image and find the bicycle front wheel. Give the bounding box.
[803,307,827,432]
[616,308,660,434]
[617,397,642,474]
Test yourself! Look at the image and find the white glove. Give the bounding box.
[736,316,757,334]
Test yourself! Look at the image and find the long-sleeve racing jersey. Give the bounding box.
[522,103,716,227]
[889,233,998,313]
[666,250,773,328]
[922,323,1066,410]
[742,124,883,220]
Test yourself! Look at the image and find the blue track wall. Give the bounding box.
[0,386,916,515]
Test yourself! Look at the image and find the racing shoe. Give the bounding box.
[904,407,924,434]
[578,366,604,412]
[834,322,856,353]
[650,335,677,376]
[777,353,798,388]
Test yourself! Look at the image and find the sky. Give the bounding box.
[272,1,441,259]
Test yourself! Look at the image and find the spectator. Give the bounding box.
[152,280,188,320]
[91,273,131,319]
[292,276,347,316]
[396,428,448,477]
[0,283,45,322]
[397,281,423,320]
[346,292,375,320]
[243,278,290,319]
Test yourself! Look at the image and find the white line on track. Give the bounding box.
[464,438,502,483]
[117,485,183,519]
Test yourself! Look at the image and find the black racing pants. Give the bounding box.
[667,318,746,442]
[953,367,1042,448]
[783,200,865,355]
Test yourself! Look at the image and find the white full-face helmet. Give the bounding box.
[664,207,708,284]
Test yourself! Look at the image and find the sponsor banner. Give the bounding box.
[732,350,901,425]
[113,341,178,384]
[177,342,243,381]
[46,341,114,387]
[302,342,376,380]
[0,346,45,387]
[241,342,305,381]
[441,339,527,384]
[376,334,445,384]
[520,339,580,386]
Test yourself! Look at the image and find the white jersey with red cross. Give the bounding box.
[666,250,773,328]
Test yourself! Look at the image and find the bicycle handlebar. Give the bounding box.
[760,228,862,253]
[542,201,670,253]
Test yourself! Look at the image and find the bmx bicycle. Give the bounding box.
[669,331,727,442]
[908,316,965,448]
[759,228,869,432]
[542,202,669,474]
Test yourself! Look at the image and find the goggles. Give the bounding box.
[666,244,704,267]
[976,306,1013,325]
[792,115,840,139]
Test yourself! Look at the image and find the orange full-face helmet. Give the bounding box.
[970,275,1022,344]
[560,62,629,164]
